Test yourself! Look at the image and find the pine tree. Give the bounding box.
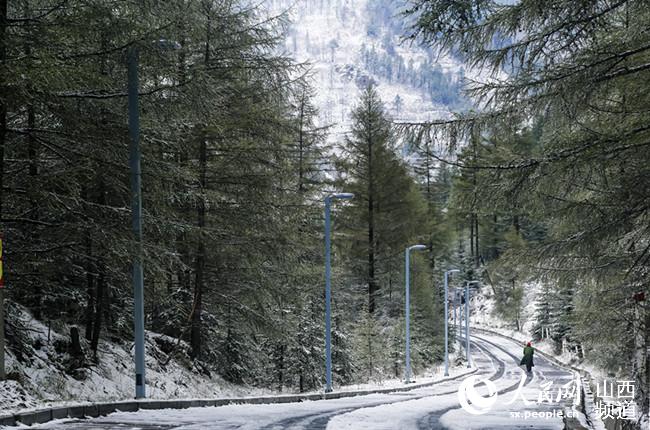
[532,284,553,341]
[336,85,429,315]
[407,1,650,420]
[352,310,387,381]
[1,0,332,391]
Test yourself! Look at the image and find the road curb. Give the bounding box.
[0,367,477,427]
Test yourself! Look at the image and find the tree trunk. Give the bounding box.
[474,214,480,267]
[190,204,205,359]
[512,279,520,331]
[469,216,474,258]
[492,214,498,259]
[471,135,479,267]
[84,232,94,341]
[190,8,212,359]
[90,267,105,356]
[367,328,373,377]
[174,29,190,336]
[190,137,207,358]
[298,91,305,192]
[513,215,520,236]
[425,140,431,201]
[90,178,106,356]
[70,326,83,357]
[26,105,43,319]
[277,344,284,392]
[367,114,376,314]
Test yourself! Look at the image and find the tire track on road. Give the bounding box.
[258,339,505,430]
[416,336,527,430]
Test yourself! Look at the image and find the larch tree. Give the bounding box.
[336,85,429,316]
[406,0,650,423]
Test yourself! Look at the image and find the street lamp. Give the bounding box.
[455,288,462,352]
[405,244,427,383]
[127,40,179,399]
[443,269,460,376]
[127,45,146,399]
[324,192,353,393]
[464,281,479,368]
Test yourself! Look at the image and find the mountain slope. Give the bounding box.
[266,0,470,141]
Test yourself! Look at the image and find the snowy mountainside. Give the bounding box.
[264,0,471,142]
[0,304,270,414]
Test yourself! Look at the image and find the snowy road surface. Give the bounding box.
[29,333,576,429]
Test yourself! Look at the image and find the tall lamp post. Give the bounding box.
[127,46,146,399]
[464,281,479,368]
[127,40,179,399]
[405,244,427,383]
[324,192,353,393]
[455,288,462,352]
[443,269,459,376]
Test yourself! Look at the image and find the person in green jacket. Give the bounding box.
[520,342,534,373]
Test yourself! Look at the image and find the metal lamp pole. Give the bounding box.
[324,192,353,393]
[456,289,462,352]
[127,46,146,399]
[453,289,458,346]
[465,281,479,368]
[443,269,459,376]
[126,39,179,400]
[405,244,427,383]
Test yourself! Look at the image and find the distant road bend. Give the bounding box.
[32,332,575,430]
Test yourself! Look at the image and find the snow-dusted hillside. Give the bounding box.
[265,0,470,142]
[0,304,271,414]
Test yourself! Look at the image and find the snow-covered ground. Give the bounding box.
[0,305,273,415]
[25,332,576,430]
[0,304,472,418]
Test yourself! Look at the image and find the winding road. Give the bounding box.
[31,332,577,430]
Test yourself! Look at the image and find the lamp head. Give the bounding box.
[332,192,354,200]
[156,39,182,50]
[409,244,427,251]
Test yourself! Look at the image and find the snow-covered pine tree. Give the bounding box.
[407,1,650,424]
[532,284,553,341]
